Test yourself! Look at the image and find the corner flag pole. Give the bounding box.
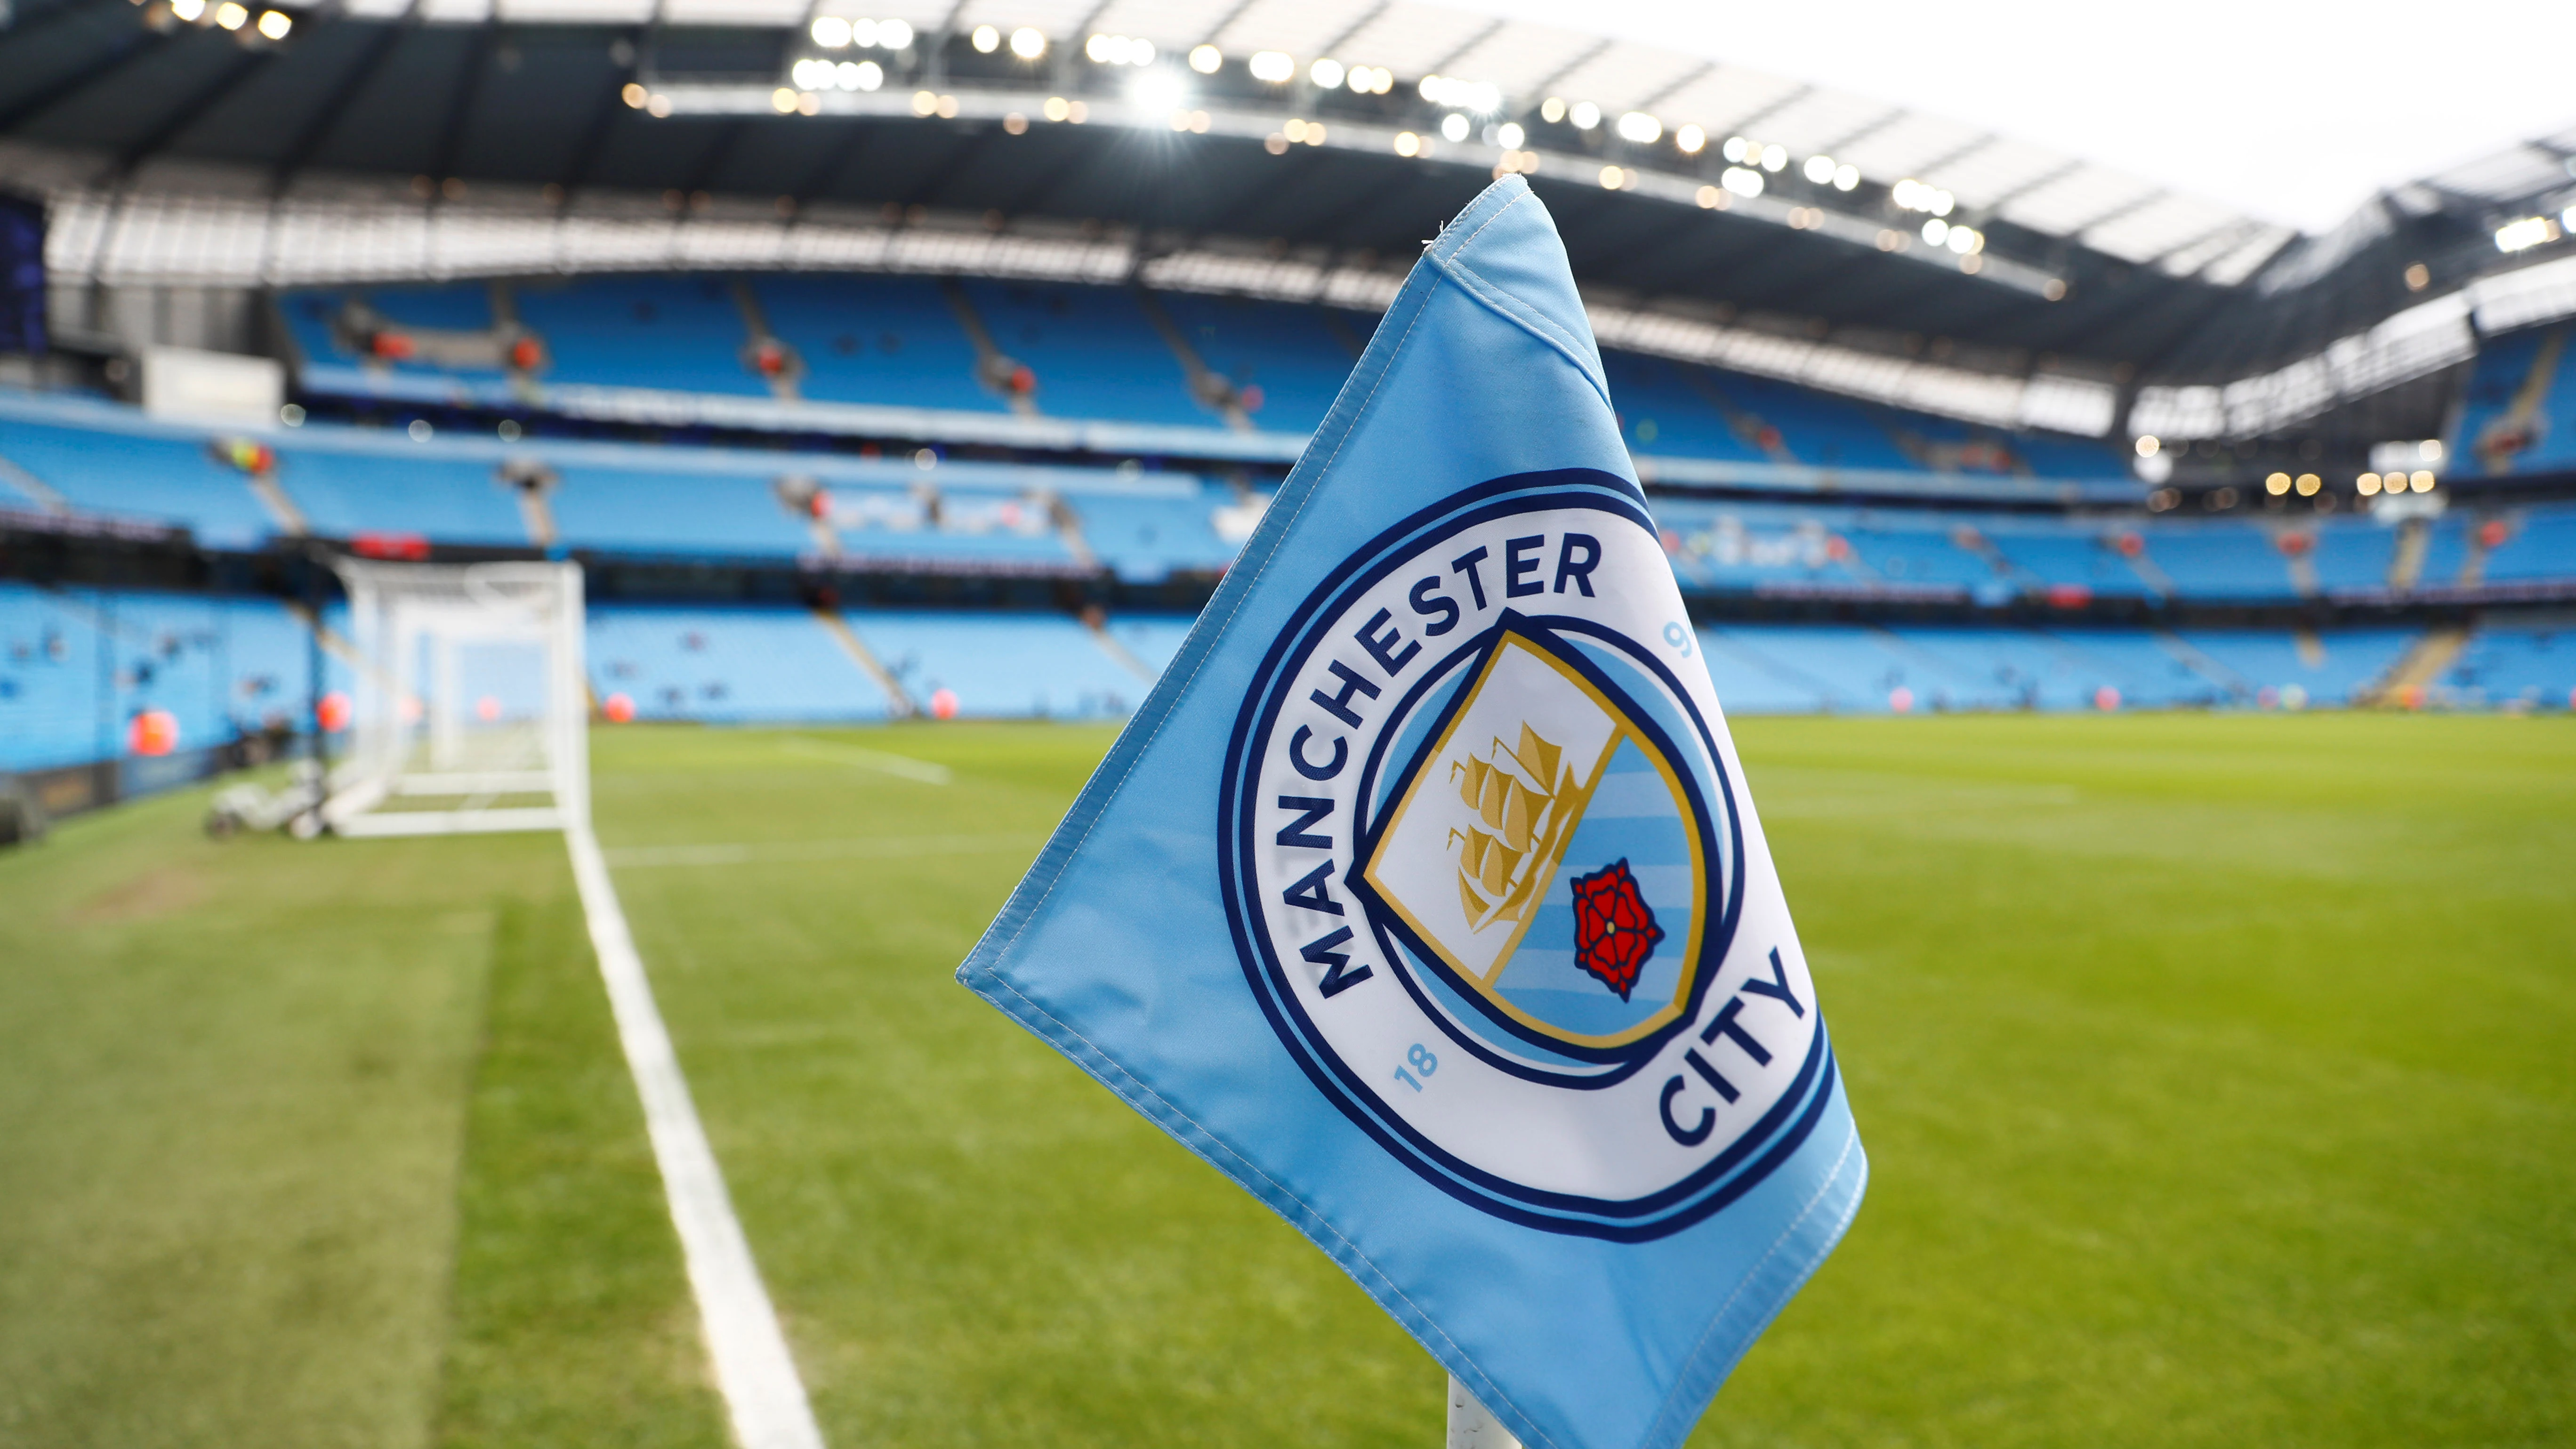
[1448,1377,1524,1449]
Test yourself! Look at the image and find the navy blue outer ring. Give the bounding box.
[1216,470,1827,1240]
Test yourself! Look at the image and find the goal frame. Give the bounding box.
[322,559,590,838]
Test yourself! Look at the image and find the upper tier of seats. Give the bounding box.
[279,273,2130,485]
[6,391,2571,600]
[2452,322,2576,479]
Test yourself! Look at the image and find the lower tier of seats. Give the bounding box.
[5,586,2569,775]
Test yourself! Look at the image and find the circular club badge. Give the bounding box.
[1220,471,1835,1240]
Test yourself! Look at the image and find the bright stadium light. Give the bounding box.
[1310,57,1345,89]
[850,60,882,90]
[1803,154,1835,184]
[1419,74,1501,113]
[1922,217,1949,246]
[1616,111,1662,144]
[1569,100,1602,130]
[811,16,849,48]
[1189,44,1222,74]
[1394,131,1421,157]
[1722,166,1763,198]
[2135,435,2160,457]
[2358,472,2383,495]
[1248,50,1293,83]
[1496,121,1524,149]
[214,1,246,28]
[2494,215,2560,252]
[879,19,912,48]
[170,0,203,18]
[1009,27,1045,59]
[1834,164,1859,191]
[2296,473,2321,496]
[255,7,289,37]
[1540,97,1566,123]
[1131,69,1185,110]
[1675,125,1705,154]
[1440,113,1469,143]
[2265,471,2292,495]
[1760,143,1787,172]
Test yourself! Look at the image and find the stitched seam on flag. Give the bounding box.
[1421,188,1613,413]
[979,969,1567,1449]
[1640,1121,1863,1449]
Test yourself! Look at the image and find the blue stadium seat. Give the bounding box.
[279,450,529,545]
[2173,629,2414,704]
[753,275,1004,413]
[588,604,887,722]
[958,281,1204,425]
[0,417,280,549]
[1605,353,1766,462]
[551,465,816,558]
[2483,504,2576,581]
[2451,324,2573,477]
[514,275,767,396]
[2444,625,2573,707]
[847,610,1149,719]
[0,586,309,772]
[1153,293,1355,435]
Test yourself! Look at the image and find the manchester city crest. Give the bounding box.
[1220,469,1840,1240]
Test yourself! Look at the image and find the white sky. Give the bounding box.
[1468,0,2575,233]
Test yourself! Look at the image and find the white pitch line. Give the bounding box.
[604,831,1042,869]
[564,823,827,1449]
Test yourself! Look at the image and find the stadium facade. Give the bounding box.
[2,0,2574,808]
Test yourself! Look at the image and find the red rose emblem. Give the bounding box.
[1570,859,1665,1000]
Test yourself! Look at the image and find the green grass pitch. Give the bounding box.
[0,714,2568,1449]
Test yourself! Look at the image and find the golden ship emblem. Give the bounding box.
[1446,723,1599,933]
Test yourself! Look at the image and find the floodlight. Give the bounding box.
[1190,45,1222,74]
[1010,27,1044,59]
[1310,57,1345,89]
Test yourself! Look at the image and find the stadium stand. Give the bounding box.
[957,281,1206,427]
[752,275,1002,414]
[270,276,2136,487]
[2452,324,2575,478]
[0,584,311,773]
[513,275,774,398]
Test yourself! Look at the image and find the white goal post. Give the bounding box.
[322,559,590,838]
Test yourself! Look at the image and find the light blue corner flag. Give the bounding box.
[958,175,1866,1449]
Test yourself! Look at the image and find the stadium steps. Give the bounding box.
[247,470,310,536]
[504,464,560,548]
[1082,611,1158,684]
[2388,519,2431,589]
[811,605,920,717]
[2151,630,2254,701]
[938,278,1038,417]
[0,448,70,514]
[728,278,802,402]
[1133,287,1254,432]
[2358,626,2472,706]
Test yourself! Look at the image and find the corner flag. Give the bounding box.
[958,175,1866,1449]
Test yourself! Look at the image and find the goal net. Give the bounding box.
[322,560,589,838]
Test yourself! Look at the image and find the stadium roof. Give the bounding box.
[2,0,2573,443]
